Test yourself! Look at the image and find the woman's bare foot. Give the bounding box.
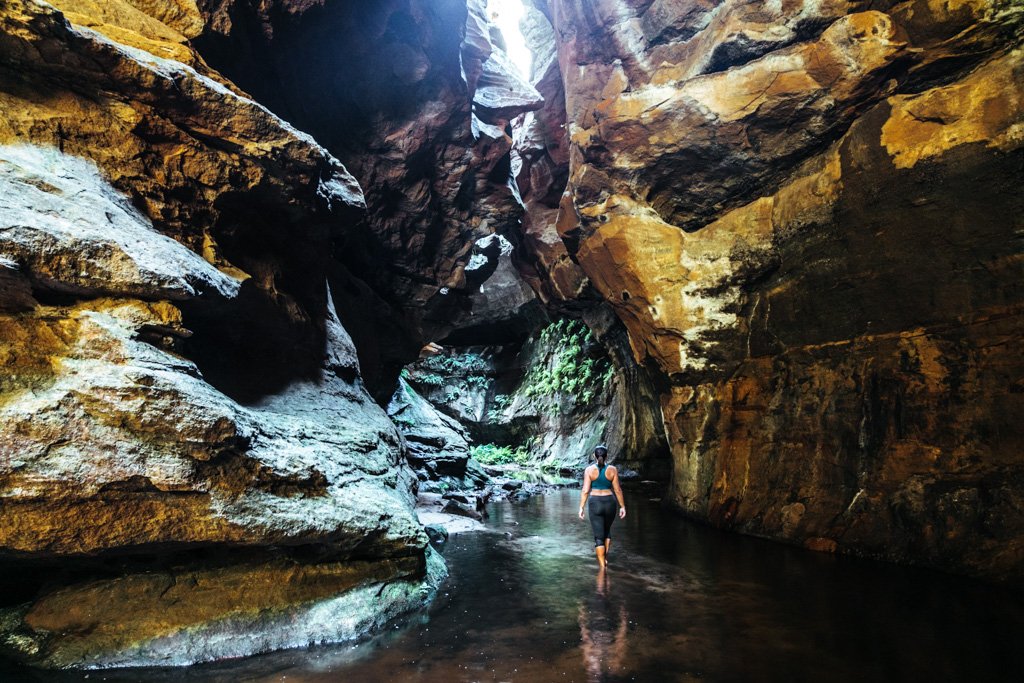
[595,545,607,568]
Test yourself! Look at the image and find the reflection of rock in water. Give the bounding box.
[579,570,629,682]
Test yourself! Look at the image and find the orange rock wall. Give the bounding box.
[534,0,1024,578]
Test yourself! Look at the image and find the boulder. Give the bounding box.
[388,378,475,483]
[424,524,450,546]
[0,145,240,301]
[442,499,484,521]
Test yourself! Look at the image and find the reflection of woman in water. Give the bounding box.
[578,445,626,568]
[579,567,629,681]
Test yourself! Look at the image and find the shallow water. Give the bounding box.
[6,488,1024,682]
[489,467,576,485]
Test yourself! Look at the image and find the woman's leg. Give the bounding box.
[603,503,615,563]
[588,498,614,568]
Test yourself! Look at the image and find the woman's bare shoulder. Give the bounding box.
[606,465,619,475]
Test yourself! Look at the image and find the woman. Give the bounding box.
[578,445,626,568]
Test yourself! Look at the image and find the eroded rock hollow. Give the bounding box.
[0,0,1022,671]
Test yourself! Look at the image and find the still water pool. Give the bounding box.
[8,488,1024,682]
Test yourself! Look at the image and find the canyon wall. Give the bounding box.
[531,0,1024,580]
[0,0,537,667]
[191,0,545,397]
[1,0,1020,672]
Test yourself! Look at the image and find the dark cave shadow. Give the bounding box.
[180,278,328,405]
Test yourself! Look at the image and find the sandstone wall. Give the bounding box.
[2,2,1021,672]
[191,0,544,395]
[0,0,448,667]
[532,0,1024,579]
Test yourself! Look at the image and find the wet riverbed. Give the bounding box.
[6,488,1024,682]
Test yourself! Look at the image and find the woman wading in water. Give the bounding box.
[578,445,626,568]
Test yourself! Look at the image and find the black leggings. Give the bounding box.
[588,496,618,547]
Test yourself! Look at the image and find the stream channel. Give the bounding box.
[6,487,1024,682]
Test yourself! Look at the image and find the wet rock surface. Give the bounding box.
[6,489,1023,681]
[415,470,574,537]
[0,552,446,669]
[0,0,472,668]
[405,315,668,476]
[388,378,478,486]
[531,0,1024,579]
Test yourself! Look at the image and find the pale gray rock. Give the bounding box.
[462,0,494,91]
[474,46,544,116]
[388,378,474,481]
[521,5,558,83]
[0,144,241,301]
[0,0,454,670]
[0,548,448,669]
[0,288,424,556]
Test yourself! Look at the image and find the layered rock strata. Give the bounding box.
[0,551,444,669]
[192,0,545,395]
[388,377,489,487]
[510,5,589,306]
[532,0,1024,579]
[2,3,1019,676]
[0,0,446,667]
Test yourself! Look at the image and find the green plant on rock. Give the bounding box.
[419,352,490,377]
[415,351,491,395]
[521,319,612,407]
[392,414,415,428]
[486,393,511,421]
[470,443,531,466]
[415,373,446,387]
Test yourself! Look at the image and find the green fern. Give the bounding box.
[521,319,612,406]
[470,443,531,465]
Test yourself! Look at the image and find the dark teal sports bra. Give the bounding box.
[592,464,612,490]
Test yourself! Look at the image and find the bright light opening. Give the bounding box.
[487,0,532,79]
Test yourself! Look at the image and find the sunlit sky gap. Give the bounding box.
[487,0,532,78]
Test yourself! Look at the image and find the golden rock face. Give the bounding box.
[537,0,1024,578]
[0,0,442,667]
[43,0,208,70]
[9,554,431,669]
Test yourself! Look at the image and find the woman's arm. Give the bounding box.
[578,467,592,519]
[610,466,626,518]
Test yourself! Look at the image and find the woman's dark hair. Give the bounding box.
[594,445,608,463]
